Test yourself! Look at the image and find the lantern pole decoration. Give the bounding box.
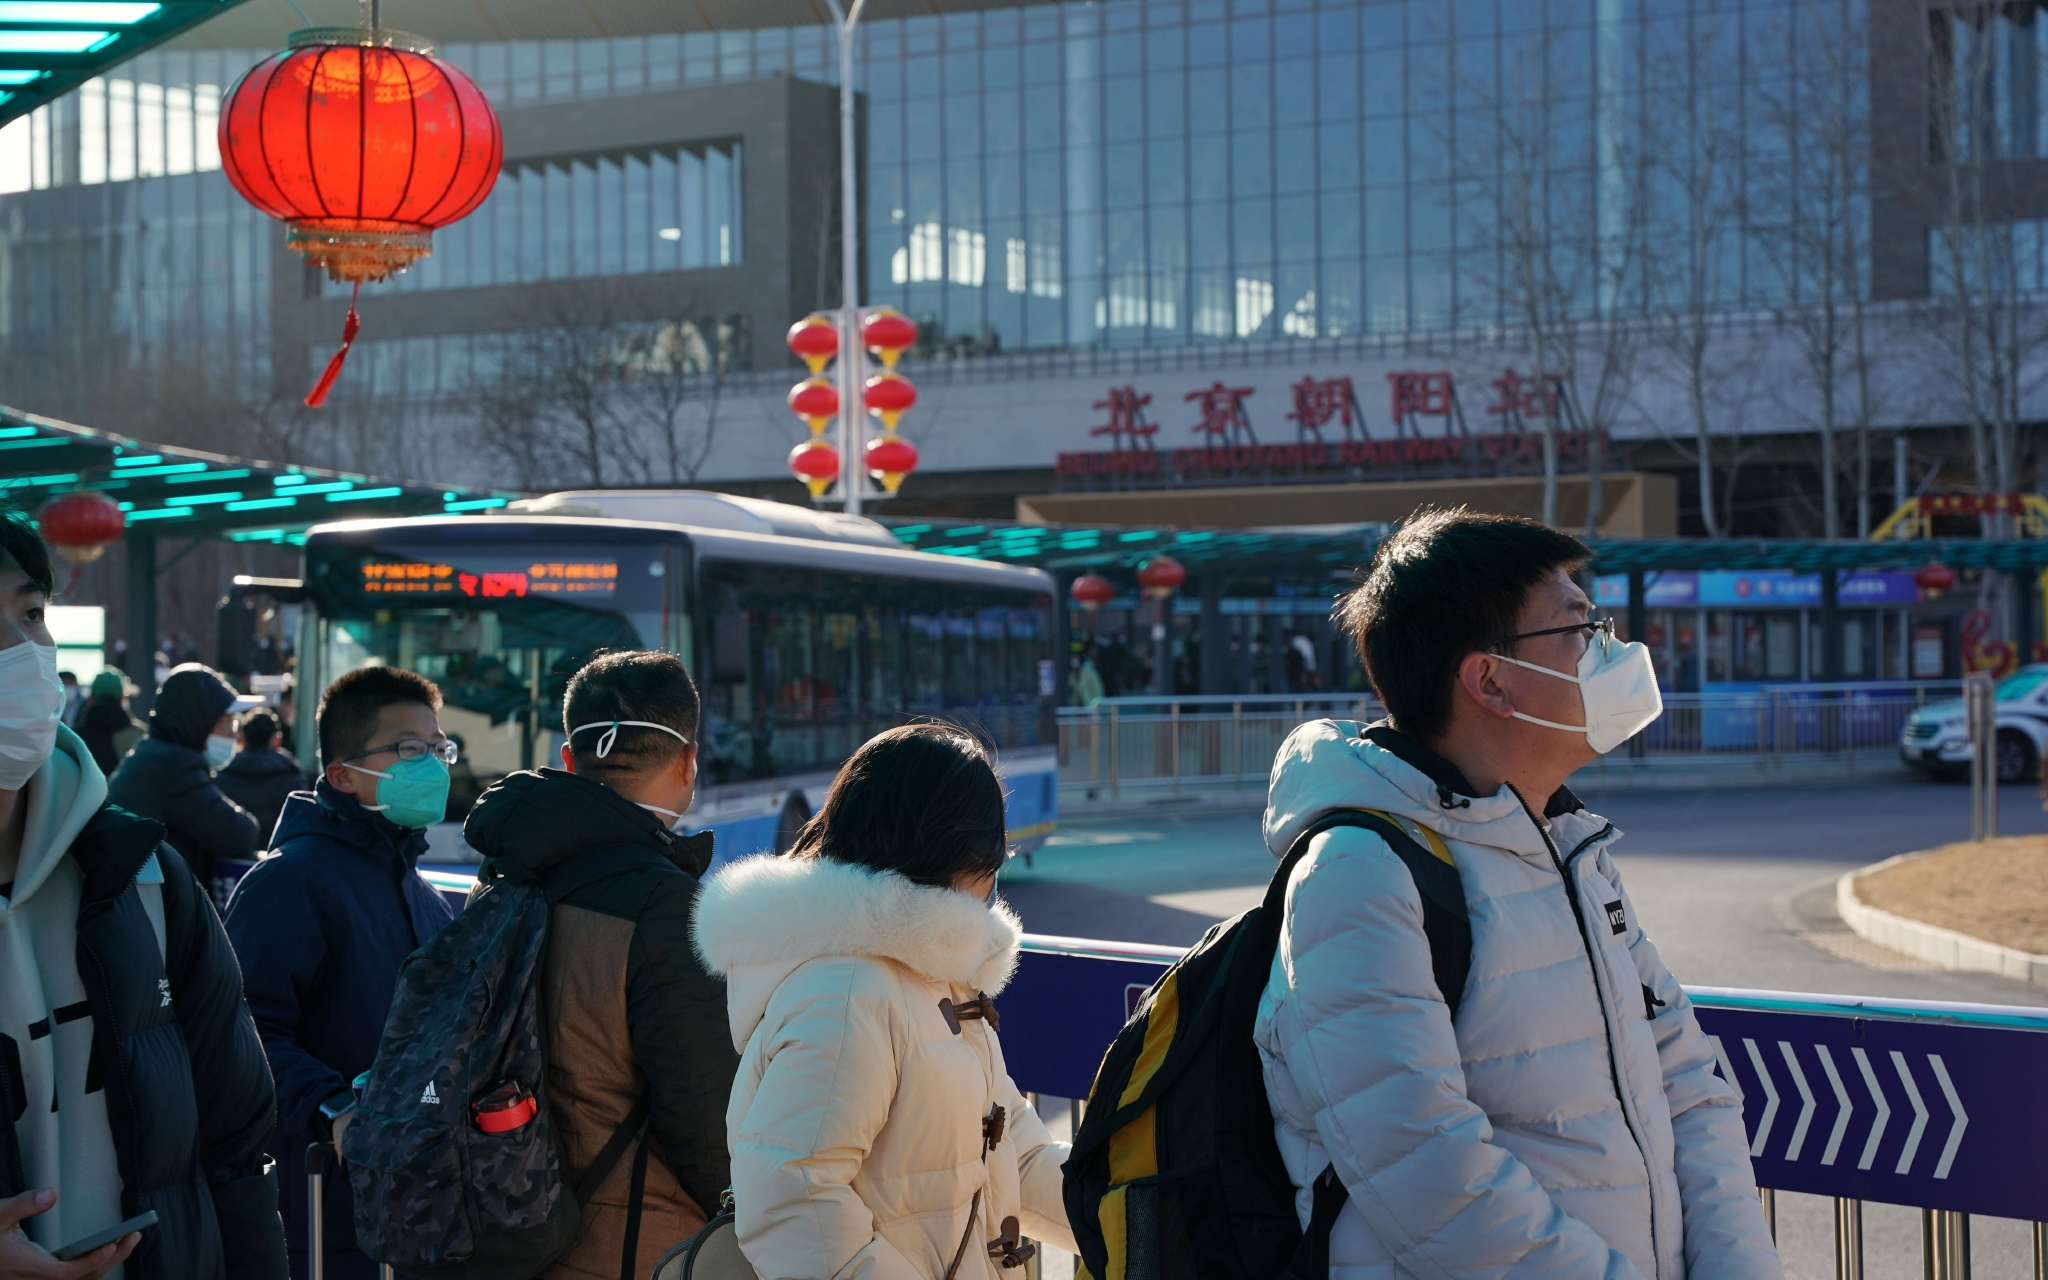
[786,315,843,499]
[1070,572,1116,613]
[217,4,502,406]
[36,491,125,564]
[859,308,919,496]
[1137,556,1186,600]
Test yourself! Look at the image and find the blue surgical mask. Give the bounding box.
[345,754,451,829]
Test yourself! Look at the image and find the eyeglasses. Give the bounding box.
[1491,615,1614,651]
[346,737,458,765]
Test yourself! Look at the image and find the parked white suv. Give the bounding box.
[1900,665,2048,783]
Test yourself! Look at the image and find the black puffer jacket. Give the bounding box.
[108,667,260,894]
[214,747,306,848]
[464,770,738,1279]
[0,804,288,1279]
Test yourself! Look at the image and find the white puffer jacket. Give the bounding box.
[694,854,1077,1280]
[1253,721,1781,1279]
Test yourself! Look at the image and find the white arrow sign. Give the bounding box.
[1714,1041,1964,1179]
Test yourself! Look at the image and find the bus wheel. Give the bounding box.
[774,795,811,854]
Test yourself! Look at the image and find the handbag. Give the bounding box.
[651,1211,757,1280]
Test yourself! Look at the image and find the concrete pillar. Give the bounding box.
[1199,576,1227,694]
[1820,569,1843,681]
[125,533,157,714]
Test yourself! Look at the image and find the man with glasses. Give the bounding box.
[225,667,459,1280]
[1253,508,1779,1278]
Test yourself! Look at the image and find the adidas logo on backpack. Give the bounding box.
[339,845,669,1280]
[1062,811,1471,1280]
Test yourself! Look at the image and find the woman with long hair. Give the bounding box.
[693,724,1074,1280]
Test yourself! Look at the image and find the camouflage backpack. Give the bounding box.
[342,846,673,1280]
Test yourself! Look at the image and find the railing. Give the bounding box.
[998,934,2048,1280]
[1057,683,1967,795]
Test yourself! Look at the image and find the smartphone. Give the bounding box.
[52,1209,157,1261]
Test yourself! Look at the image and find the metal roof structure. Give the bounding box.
[0,403,516,544]
[883,521,2048,579]
[165,0,1063,50]
[0,0,250,126]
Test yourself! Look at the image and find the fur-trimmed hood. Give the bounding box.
[693,853,1022,1050]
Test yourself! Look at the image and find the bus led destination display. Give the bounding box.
[359,559,621,599]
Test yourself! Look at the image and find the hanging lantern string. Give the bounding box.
[305,281,362,408]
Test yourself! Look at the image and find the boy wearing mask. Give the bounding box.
[0,510,285,1279]
[224,667,457,1280]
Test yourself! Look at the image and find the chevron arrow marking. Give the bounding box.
[1928,1054,1968,1180]
[1851,1047,1890,1172]
[1891,1050,1929,1176]
[1708,1035,1743,1102]
[1744,1038,1780,1158]
[1777,1041,1816,1162]
[1814,1045,1853,1167]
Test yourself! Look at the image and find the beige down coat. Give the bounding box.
[693,854,1077,1280]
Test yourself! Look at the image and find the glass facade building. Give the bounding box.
[0,0,1869,402]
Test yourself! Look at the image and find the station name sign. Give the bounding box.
[1054,370,1606,490]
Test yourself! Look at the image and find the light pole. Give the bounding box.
[822,0,870,516]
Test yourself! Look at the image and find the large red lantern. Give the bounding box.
[862,371,918,431]
[1137,556,1186,600]
[37,492,124,563]
[219,27,502,406]
[1070,573,1116,613]
[864,434,919,494]
[790,440,841,500]
[787,379,840,431]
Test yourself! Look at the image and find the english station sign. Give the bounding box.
[1054,369,1609,491]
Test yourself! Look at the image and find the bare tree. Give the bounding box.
[1748,6,1877,538]
[1451,22,1650,532]
[617,315,739,485]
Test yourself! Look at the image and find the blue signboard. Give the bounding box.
[1000,939,2048,1221]
[1593,571,1921,610]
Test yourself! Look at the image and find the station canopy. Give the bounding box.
[0,0,247,126]
[0,404,516,544]
[885,521,2048,579]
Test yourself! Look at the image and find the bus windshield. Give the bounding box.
[303,533,686,802]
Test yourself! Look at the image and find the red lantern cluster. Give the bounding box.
[859,309,919,493]
[218,27,502,407]
[784,313,842,498]
[37,491,124,563]
[1137,556,1186,600]
[1070,573,1116,612]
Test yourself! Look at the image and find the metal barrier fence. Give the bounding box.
[997,934,2048,1280]
[1058,683,1967,794]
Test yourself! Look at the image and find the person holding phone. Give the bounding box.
[0,509,288,1280]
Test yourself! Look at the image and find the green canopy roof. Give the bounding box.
[0,1,250,126]
[883,521,2048,578]
[0,403,516,545]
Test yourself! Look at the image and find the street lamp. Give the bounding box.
[821,0,876,515]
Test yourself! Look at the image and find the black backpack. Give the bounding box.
[1062,810,1471,1280]
[341,846,671,1280]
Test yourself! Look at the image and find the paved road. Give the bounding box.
[1005,774,2048,1278]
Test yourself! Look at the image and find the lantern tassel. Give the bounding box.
[304,283,362,408]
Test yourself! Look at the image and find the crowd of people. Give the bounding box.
[0,504,1785,1280]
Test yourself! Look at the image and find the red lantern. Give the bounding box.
[1137,556,1186,600]
[862,371,918,431]
[1070,573,1116,613]
[789,441,840,499]
[219,27,501,407]
[1915,562,1957,594]
[36,491,124,563]
[862,308,917,369]
[787,378,840,431]
[787,315,839,375]
[865,434,919,494]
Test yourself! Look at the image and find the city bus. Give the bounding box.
[288,492,1059,869]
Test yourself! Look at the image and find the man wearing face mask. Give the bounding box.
[462,650,737,1280]
[222,666,457,1280]
[1254,508,1780,1279]
[105,664,264,903]
[0,511,287,1280]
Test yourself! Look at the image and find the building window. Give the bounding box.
[1932,4,2048,161]
[338,139,744,296]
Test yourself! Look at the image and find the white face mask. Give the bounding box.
[205,734,237,770]
[1494,626,1663,754]
[0,640,64,790]
[567,719,697,833]
[637,802,689,834]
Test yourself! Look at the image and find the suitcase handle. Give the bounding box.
[305,1141,392,1280]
